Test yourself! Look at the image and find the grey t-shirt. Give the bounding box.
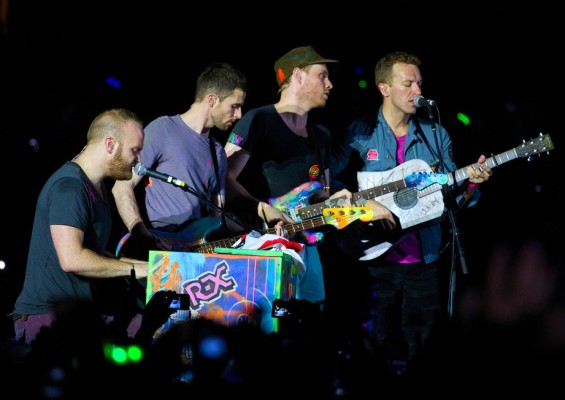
[140,114,227,230]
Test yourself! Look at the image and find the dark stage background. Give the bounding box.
[0,2,561,327]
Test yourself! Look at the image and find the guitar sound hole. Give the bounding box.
[394,188,418,210]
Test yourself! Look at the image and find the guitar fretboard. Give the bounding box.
[195,217,328,253]
[448,133,553,185]
[297,180,408,220]
[449,150,518,185]
[351,179,410,204]
[195,208,372,253]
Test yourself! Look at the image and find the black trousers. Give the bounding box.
[365,261,440,361]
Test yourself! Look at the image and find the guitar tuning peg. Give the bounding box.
[357,198,367,206]
[336,198,345,207]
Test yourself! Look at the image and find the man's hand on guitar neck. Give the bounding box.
[467,154,493,185]
[460,154,494,205]
[336,184,396,231]
[328,188,353,206]
[274,220,290,239]
[258,201,295,226]
[319,187,396,230]
[364,199,397,231]
[256,203,292,239]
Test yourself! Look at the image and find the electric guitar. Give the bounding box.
[115,206,373,258]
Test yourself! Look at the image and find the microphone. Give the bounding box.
[413,95,437,108]
[134,163,187,189]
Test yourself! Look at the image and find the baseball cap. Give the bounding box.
[274,46,339,87]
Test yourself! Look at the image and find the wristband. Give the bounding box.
[468,182,479,190]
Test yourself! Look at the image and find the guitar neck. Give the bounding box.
[447,133,553,186]
[297,180,407,220]
[196,237,240,253]
[193,215,336,253]
[448,149,518,186]
[351,179,409,204]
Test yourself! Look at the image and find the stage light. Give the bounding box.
[105,76,122,89]
[457,112,471,126]
[29,137,40,152]
[351,66,368,89]
[103,342,144,365]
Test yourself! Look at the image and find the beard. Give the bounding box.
[108,151,134,180]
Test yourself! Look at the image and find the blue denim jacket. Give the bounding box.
[332,107,480,264]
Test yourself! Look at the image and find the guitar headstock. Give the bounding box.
[322,206,374,229]
[515,133,554,159]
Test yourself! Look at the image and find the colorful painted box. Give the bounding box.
[146,248,300,334]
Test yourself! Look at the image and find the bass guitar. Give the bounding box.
[115,206,373,258]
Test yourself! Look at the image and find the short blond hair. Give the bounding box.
[86,108,142,144]
[374,51,421,86]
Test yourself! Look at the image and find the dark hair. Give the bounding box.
[194,63,247,102]
[374,51,421,86]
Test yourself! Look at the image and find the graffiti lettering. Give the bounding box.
[182,260,236,310]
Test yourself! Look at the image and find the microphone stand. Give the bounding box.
[446,204,467,318]
[426,105,468,320]
[135,162,254,232]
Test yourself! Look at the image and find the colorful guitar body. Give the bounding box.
[268,181,325,244]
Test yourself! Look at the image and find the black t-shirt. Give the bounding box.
[14,161,112,315]
[228,105,332,223]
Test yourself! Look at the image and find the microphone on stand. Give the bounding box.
[134,163,187,189]
[413,95,437,108]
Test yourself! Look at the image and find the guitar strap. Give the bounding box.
[208,136,225,225]
[411,118,441,172]
[209,137,221,198]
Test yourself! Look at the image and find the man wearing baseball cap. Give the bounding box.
[224,45,349,312]
[274,45,339,87]
[224,45,397,371]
